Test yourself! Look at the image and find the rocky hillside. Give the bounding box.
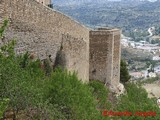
[54,0,160,32]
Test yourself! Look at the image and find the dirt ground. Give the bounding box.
[142,81,160,98]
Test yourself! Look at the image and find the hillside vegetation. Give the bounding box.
[54,0,160,32]
[0,21,160,120]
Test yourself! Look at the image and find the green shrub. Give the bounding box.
[0,20,8,38]
[0,98,10,119]
[120,59,131,83]
[0,20,62,119]
[0,44,64,119]
[115,83,160,120]
[47,68,100,120]
[89,80,109,109]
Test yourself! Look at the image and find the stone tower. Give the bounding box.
[89,28,121,92]
[36,0,52,6]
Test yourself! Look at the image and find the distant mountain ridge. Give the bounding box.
[54,0,118,6]
[53,0,158,6]
[54,0,160,31]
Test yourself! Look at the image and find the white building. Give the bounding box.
[157,98,160,107]
[129,41,136,48]
[130,72,145,79]
[152,56,160,61]
[148,72,156,78]
[121,39,129,47]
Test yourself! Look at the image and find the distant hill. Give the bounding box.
[54,0,111,6]
[54,0,160,32]
[53,0,159,6]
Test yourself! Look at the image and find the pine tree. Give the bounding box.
[120,59,131,83]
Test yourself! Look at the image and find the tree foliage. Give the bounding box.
[115,83,160,120]
[120,59,131,83]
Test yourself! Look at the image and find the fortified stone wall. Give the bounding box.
[0,0,122,90]
[0,0,89,82]
[89,29,121,91]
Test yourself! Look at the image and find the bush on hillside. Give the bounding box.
[120,59,131,83]
[0,20,64,119]
[115,83,160,120]
[0,20,10,119]
[0,98,10,119]
[0,20,8,38]
[47,68,101,120]
[0,20,102,120]
[89,80,110,109]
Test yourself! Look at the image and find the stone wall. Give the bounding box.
[0,0,89,82]
[89,29,121,91]
[0,0,122,89]
[112,31,121,86]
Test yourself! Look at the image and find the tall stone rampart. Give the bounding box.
[0,0,122,91]
[0,0,89,82]
[89,29,121,91]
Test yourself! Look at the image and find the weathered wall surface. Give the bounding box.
[36,0,51,5]
[112,31,121,86]
[0,0,89,82]
[89,29,121,91]
[89,31,112,83]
